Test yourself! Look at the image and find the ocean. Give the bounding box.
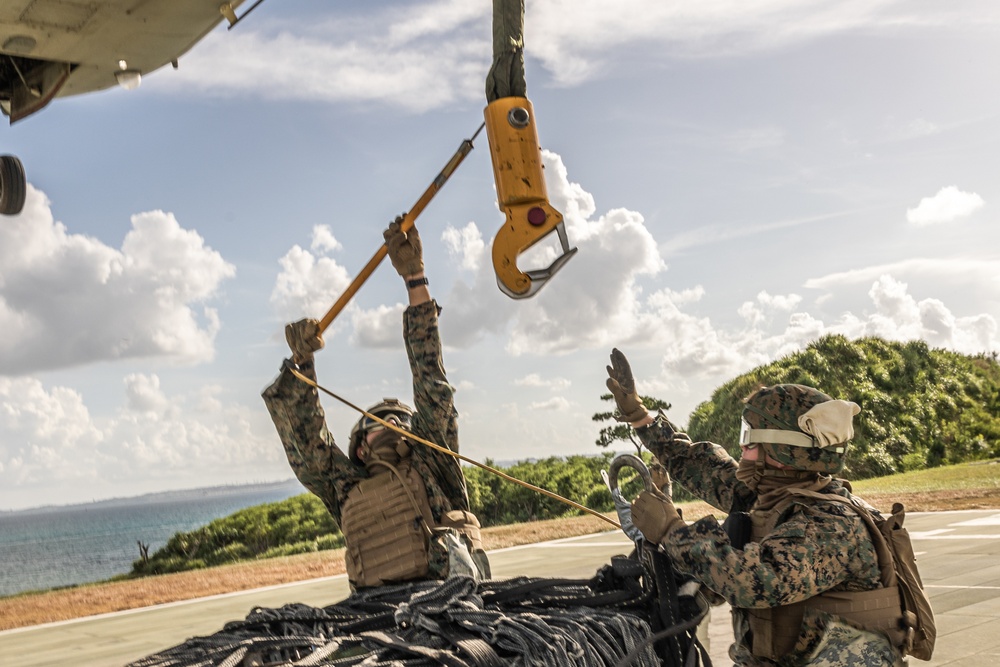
[0,480,306,598]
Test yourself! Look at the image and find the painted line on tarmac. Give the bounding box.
[951,514,1000,527]
[0,575,350,637]
[911,529,955,537]
[488,531,629,554]
[910,533,1000,540]
[2,532,630,636]
[533,542,634,548]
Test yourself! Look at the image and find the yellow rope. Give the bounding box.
[289,367,621,530]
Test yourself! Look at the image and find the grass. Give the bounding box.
[848,459,1000,512]
[852,459,1000,494]
[2,460,998,632]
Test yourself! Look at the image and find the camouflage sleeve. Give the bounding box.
[403,300,469,511]
[664,502,879,609]
[404,300,458,452]
[636,415,738,512]
[261,359,364,525]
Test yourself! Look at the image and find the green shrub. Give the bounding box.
[688,336,1000,479]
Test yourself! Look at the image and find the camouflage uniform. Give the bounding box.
[262,300,473,578]
[636,415,901,667]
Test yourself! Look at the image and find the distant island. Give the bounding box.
[3,479,306,516]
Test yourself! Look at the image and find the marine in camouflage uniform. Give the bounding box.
[606,349,902,667]
[262,218,488,587]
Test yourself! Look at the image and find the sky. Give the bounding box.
[1,0,998,510]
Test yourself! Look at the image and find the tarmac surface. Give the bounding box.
[1,509,998,666]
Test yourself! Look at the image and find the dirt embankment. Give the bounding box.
[0,514,615,631]
[3,490,998,632]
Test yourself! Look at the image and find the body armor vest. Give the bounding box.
[341,459,435,588]
[743,493,907,660]
[340,457,486,588]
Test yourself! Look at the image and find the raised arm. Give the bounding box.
[261,319,363,524]
[605,347,738,511]
[384,216,458,453]
[384,218,468,515]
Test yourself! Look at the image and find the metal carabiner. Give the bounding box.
[606,453,656,496]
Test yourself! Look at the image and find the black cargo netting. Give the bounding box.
[127,548,710,667]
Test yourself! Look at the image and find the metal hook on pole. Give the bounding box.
[317,123,485,333]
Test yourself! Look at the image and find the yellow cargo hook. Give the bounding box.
[485,97,577,299]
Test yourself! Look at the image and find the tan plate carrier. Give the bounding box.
[340,460,483,588]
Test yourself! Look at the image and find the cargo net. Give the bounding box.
[127,545,711,667]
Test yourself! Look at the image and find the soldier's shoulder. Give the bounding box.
[777,494,861,528]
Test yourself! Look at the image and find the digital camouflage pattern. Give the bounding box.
[262,300,471,579]
[636,415,900,666]
[744,384,846,474]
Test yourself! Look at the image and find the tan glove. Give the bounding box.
[285,318,323,366]
[631,489,685,543]
[649,461,671,495]
[384,214,424,278]
[606,348,649,423]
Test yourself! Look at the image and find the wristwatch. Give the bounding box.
[406,277,429,289]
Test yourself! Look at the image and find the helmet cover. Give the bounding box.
[742,384,847,473]
[349,398,414,463]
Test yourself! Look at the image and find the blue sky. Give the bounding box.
[1,0,998,510]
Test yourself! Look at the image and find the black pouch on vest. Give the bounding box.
[723,511,752,550]
[724,482,756,550]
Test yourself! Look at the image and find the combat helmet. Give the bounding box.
[740,384,859,474]
[349,398,414,463]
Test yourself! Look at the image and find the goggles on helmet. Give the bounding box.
[359,411,412,437]
[349,398,415,463]
[739,419,825,450]
[739,419,757,449]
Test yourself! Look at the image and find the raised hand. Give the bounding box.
[606,348,648,423]
[384,214,424,278]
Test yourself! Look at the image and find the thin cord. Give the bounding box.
[289,367,621,530]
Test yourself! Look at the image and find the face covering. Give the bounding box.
[735,456,765,491]
[364,428,411,470]
[735,455,831,509]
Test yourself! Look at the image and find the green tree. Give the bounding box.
[131,494,341,576]
[688,334,1000,478]
[593,393,671,454]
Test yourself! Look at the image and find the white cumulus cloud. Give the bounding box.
[514,373,572,390]
[154,1,489,112]
[442,222,486,272]
[530,396,572,411]
[146,1,994,109]
[659,274,999,389]
[738,290,803,327]
[350,303,407,349]
[862,275,997,351]
[906,186,985,226]
[445,151,667,356]
[436,147,977,372]
[270,226,353,323]
[0,186,235,374]
[0,374,285,508]
[310,225,342,253]
[804,257,999,290]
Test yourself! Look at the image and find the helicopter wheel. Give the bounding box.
[0,154,27,216]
